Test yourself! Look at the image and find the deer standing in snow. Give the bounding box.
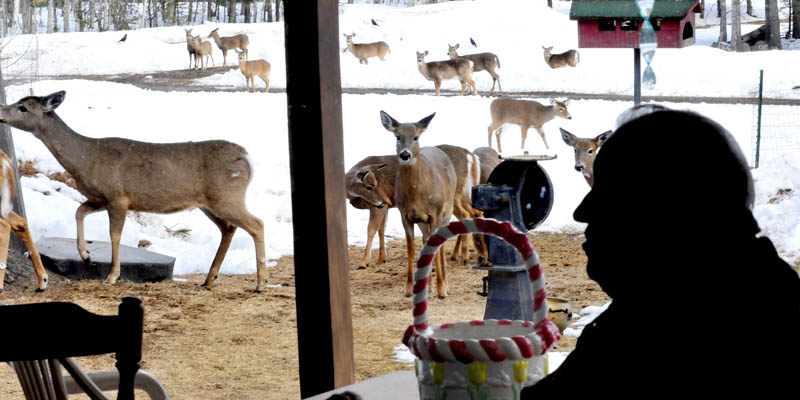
[208,27,249,67]
[416,51,477,96]
[488,97,572,153]
[0,91,269,292]
[447,43,502,95]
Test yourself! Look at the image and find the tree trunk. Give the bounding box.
[765,0,782,48]
[718,0,727,43]
[141,0,148,28]
[227,1,235,23]
[188,0,193,24]
[207,0,212,21]
[47,0,54,33]
[22,0,31,34]
[88,0,95,31]
[793,0,800,39]
[746,0,754,17]
[266,0,272,22]
[276,0,281,21]
[12,0,19,33]
[244,0,251,23]
[700,0,705,18]
[731,0,742,49]
[63,0,70,32]
[214,1,219,22]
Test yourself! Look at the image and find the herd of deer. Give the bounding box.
[184,27,271,93]
[0,31,609,298]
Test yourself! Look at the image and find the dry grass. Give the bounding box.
[0,232,604,400]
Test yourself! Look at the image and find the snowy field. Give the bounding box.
[1,0,798,278]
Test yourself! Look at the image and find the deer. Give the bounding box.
[379,110,456,298]
[208,27,249,67]
[236,50,271,93]
[185,28,197,70]
[345,155,398,269]
[447,43,502,95]
[190,35,215,71]
[435,145,484,265]
[542,46,580,69]
[487,97,572,153]
[0,91,270,293]
[0,151,48,294]
[559,128,612,187]
[343,33,390,65]
[416,51,477,96]
[472,146,502,184]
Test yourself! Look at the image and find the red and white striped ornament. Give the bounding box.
[403,218,561,363]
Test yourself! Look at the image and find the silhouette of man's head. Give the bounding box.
[574,107,757,298]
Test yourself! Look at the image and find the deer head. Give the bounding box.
[348,164,391,208]
[560,128,611,186]
[447,43,459,58]
[549,98,572,120]
[0,91,65,133]
[379,110,436,164]
[415,50,429,65]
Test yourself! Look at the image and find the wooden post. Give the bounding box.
[283,0,355,397]
[633,48,641,105]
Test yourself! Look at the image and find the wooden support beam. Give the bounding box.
[283,1,355,398]
[634,48,642,106]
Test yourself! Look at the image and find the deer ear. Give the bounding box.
[563,99,571,106]
[376,163,388,171]
[455,43,459,49]
[424,50,428,56]
[560,128,576,145]
[42,91,65,112]
[549,98,557,105]
[416,112,436,132]
[379,111,399,132]
[356,170,370,182]
[596,130,612,146]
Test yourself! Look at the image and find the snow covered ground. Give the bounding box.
[1,0,797,279]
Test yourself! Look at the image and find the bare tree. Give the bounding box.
[12,0,19,33]
[207,0,212,21]
[276,0,281,21]
[732,0,743,50]
[266,0,272,22]
[794,0,800,38]
[141,0,148,28]
[765,0,783,48]
[188,0,194,24]
[63,0,71,32]
[747,0,755,16]
[47,0,54,33]
[23,0,33,34]
[718,0,727,43]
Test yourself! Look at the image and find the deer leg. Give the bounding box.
[377,207,389,265]
[401,217,415,297]
[207,206,268,293]
[222,49,227,66]
[495,129,504,153]
[200,209,236,288]
[105,202,129,285]
[488,122,501,151]
[520,125,529,150]
[434,79,442,96]
[459,79,467,96]
[0,218,9,294]
[360,207,384,269]
[468,78,477,95]
[8,211,47,292]
[262,75,270,93]
[537,126,550,149]
[76,201,104,261]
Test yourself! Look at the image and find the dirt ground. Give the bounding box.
[0,232,609,400]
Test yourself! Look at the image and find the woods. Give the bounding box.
[0,0,287,35]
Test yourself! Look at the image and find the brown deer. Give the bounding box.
[488,97,572,153]
[0,91,269,292]
[447,43,502,95]
[436,145,483,265]
[208,27,249,67]
[473,146,502,184]
[560,128,612,187]
[345,155,398,269]
[191,35,215,71]
[416,51,477,96]
[343,33,390,64]
[236,50,271,93]
[184,28,197,70]
[543,46,580,69]
[0,151,48,294]
[379,110,456,298]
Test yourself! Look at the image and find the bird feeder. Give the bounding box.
[569,0,701,104]
[471,155,554,321]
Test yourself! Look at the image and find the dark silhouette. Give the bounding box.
[523,107,800,396]
[118,33,127,43]
[371,18,379,26]
[470,36,477,47]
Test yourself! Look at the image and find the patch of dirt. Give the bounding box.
[0,232,602,399]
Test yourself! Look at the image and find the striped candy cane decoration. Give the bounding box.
[403,218,560,362]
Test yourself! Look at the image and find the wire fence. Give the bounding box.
[751,70,800,168]
[0,33,40,100]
